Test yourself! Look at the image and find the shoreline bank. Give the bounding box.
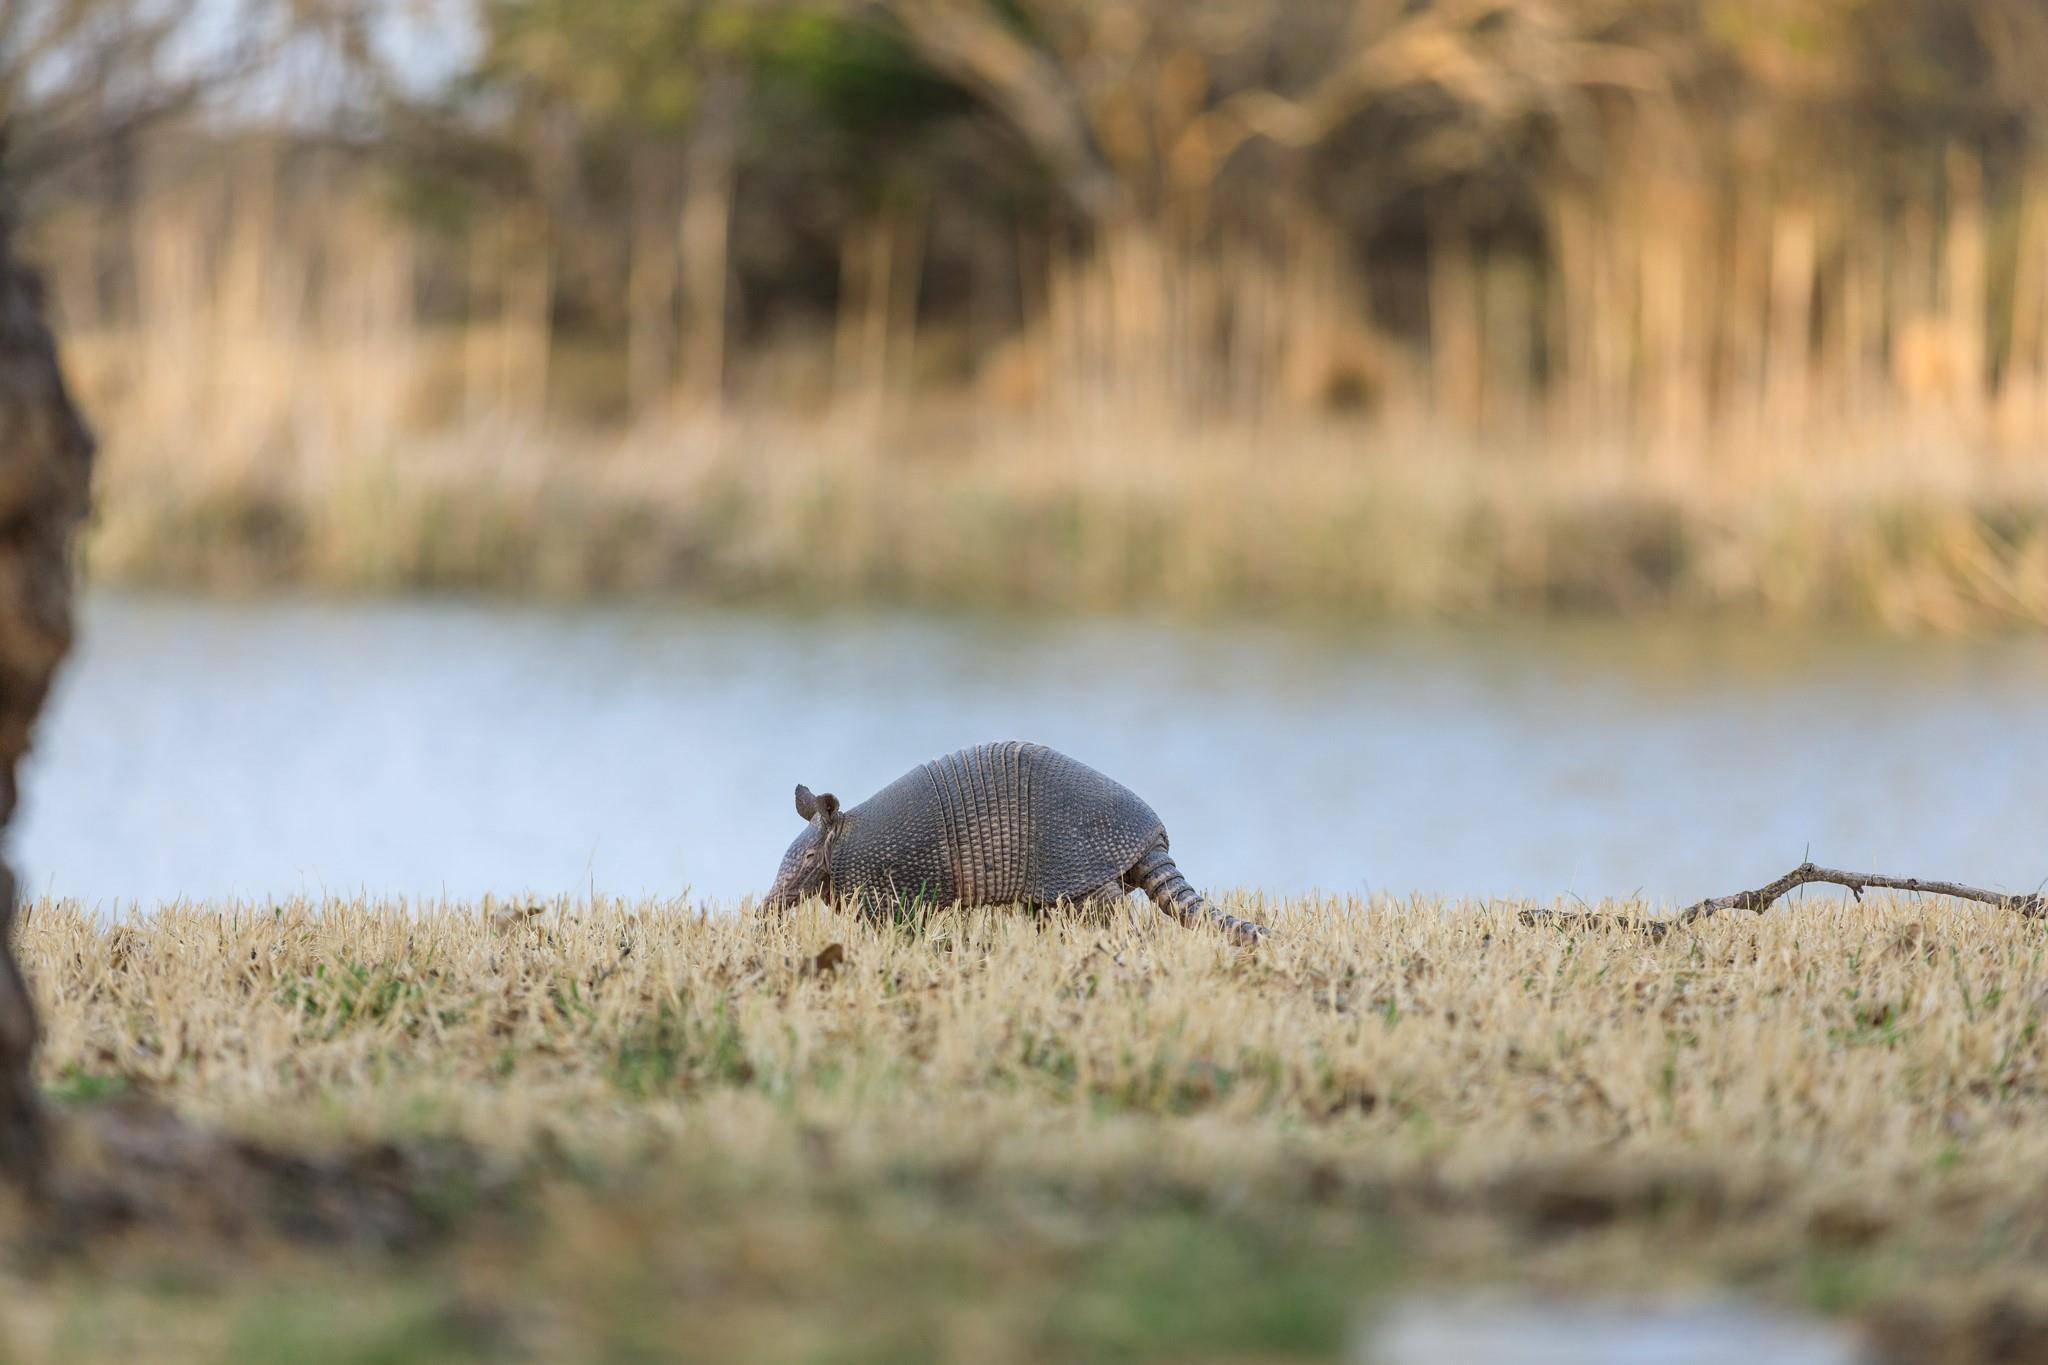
[81,418,2048,633]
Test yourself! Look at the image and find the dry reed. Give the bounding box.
[30,153,2048,631]
[70,401,2048,630]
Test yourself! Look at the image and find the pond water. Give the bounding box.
[12,593,2047,911]
[1360,1294,1867,1364]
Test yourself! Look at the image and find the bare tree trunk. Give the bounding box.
[627,145,678,419]
[0,209,95,1199]
[1763,201,1816,432]
[505,205,553,419]
[836,212,893,416]
[1429,233,1482,426]
[678,74,740,418]
[834,218,877,408]
[1944,147,1986,431]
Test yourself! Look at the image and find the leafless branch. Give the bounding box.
[1521,861,2048,939]
[0,0,371,193]
[878,0,1123,221]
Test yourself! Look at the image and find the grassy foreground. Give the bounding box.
[5,893,2048,1361]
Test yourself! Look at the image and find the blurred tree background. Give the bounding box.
[7,0,2048,623]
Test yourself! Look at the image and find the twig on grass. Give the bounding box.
[1519,861,2048,939]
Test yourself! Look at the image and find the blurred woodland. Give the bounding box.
[10,0,2048,428]
[6,1,2048,621]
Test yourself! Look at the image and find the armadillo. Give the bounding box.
[762,741,1268,943]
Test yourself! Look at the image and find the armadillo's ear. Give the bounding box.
[794,784,818,821]
[814,792,841,822]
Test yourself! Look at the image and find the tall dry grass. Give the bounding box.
[51,142,2048,440]
[30,149,2048,628]
[8,894,2048,1358]
[70,403,2048,629]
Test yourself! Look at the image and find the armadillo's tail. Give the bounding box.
[1127,847,1269,946]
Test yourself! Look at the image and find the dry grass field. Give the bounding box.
[3,893,2046,1361]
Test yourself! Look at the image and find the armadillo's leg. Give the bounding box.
[1072,877,1133,926]
[1028,879,1129,929]
[1125,847,1268,945]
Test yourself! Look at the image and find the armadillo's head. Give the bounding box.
[763,783,842,911]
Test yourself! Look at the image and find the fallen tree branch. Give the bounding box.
[1520,861,2048,939]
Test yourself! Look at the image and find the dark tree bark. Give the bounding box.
[0,204,95,1198]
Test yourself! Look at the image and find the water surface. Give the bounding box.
[14,594,2046,909]
[1361,1295,1866,1364]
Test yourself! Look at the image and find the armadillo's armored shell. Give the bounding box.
[830,741,1166,908]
